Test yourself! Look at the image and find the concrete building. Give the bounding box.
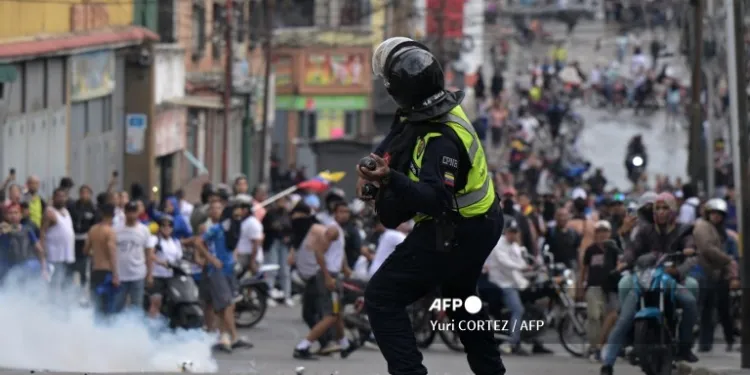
[270,0,381,173]
[127,0,269,197]
[0,0,158,197]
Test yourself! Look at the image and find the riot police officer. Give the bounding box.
[357,37,506,375]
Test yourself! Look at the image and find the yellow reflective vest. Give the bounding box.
[406,105,495,222]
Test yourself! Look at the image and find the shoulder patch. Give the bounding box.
[416,138,426,159]
[444,172,455,187]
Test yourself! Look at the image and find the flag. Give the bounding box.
[318,170,346,183]
[297,177,330,192]
[296,171,347,193]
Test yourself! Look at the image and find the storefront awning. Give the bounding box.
[0,26,159,62]
[165,96,243,110]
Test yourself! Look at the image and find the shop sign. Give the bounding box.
[0,64,18,83]
[275,95,369,111]
[303,52,367,88]
[70,50,115,101]
[273,55,293,88]
[154,109,187,157]
[126,113,147,155]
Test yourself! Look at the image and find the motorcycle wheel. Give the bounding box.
[408,304,436,348]
[235,285,268,328]
[634,320,673,375]
[557,306,588,357]
[438,322,465,352]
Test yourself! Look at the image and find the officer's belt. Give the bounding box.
[435,113,489,209]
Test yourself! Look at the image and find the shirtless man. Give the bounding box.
[84,203,118,314]
[565,196,597,268]
[291,202,355,358]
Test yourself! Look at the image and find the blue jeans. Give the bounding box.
[265,239,291,298]
[618,275,699,304]
[112,279,146,313]
[501,287,524,345]
[603,285,697,366]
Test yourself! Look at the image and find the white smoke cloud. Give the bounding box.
[0,272,218,373]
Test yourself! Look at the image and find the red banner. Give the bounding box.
[426,0,464,38]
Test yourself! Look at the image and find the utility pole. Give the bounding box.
[436,0,446,66]
[222,0,234,183]
[258,0,273,184]
[726,0,750,368]
[688,0,704,190]
[705,0,715,198]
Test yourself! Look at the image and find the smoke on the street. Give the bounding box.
[0,271,218,372]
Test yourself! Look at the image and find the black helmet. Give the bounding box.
[503,215,519,232]
[373,37,445,109]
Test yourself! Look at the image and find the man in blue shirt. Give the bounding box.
[0,203,46,283]
[199,198,252,352]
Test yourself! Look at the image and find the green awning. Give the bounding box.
[0,64,18,83]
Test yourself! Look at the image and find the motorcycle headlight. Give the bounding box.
[637,269,655,289]
[632,156,644,167]
[563,269,573,279]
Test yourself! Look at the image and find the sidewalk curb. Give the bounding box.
[682,364,750,375]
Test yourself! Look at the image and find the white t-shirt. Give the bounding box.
[630,54,648,76]
[368,230,406,278]
[113,208,125,228]
[236,215,264,263]
[114,222,152,281]
[519,116,539,143]
[149,235,184,278]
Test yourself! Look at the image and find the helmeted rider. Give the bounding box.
[692,198,739,351]
[625,134,647,179]
[601,192,699,375]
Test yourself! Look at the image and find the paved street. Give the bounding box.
[0,301,743,375]
[485,17,691,190]
[209,305,741,375]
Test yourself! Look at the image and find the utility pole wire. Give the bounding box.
[222,0,233,182]
[688,0,705,190]
[259,0,273,184]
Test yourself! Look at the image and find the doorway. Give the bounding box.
[157,153,175,196]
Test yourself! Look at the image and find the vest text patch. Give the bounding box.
[442,156,458,168]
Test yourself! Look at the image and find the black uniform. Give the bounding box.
[365,38,505,375]
[365,102,505,375]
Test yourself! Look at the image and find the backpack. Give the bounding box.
[222,218,242,251]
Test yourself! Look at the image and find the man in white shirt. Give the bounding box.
[293,201,356,359]
[41,188,76,287]
[486,220,531,355]
[236,195,264,271]
[113,201,154,313]
[368,221,409,279]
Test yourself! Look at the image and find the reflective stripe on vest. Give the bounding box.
[437,112,491,209]
[407,106,495,221]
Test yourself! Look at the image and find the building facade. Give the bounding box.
[0,1,157,197]
[129,0,268,198]
[270,0,377,172]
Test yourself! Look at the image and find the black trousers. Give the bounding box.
[698,276,735,349]
[301,274,334,346]
[365,212,505,375]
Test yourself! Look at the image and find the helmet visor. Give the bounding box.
[372,37,414,78]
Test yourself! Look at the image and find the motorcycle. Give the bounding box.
[144,260,205,330]
[630,253,683,375]
[438,246,587,356]
[234,263,278,328]
[626,154,647,185]
[341,278,375,347]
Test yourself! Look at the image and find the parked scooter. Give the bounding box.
[234,263,278,328]
[144,260,205,330]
